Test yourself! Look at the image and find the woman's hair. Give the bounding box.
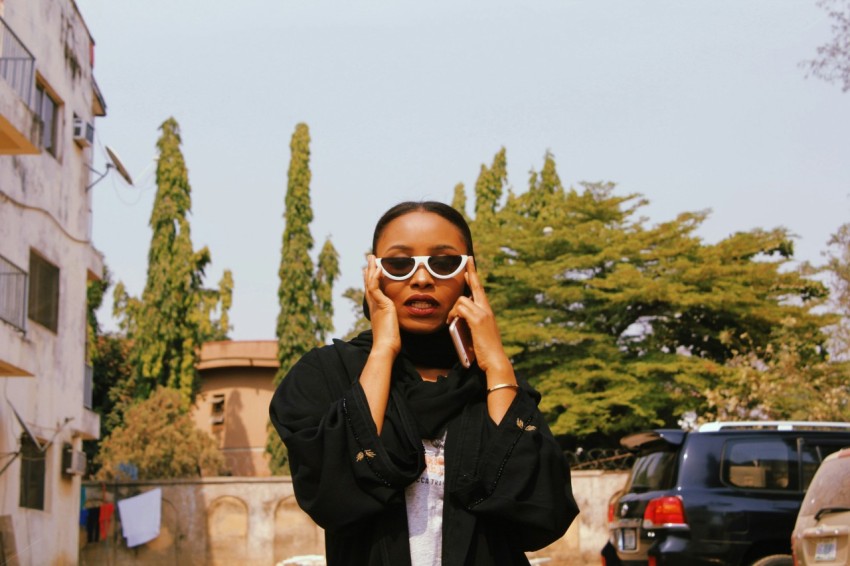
[371,201,475,256]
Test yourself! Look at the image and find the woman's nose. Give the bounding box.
[409,263,434,287]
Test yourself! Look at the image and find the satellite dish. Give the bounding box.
[105,145,134,186]
[8,400,46,452]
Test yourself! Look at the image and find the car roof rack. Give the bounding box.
[698,421,850,432]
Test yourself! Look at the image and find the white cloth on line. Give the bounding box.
[117,488,162,547]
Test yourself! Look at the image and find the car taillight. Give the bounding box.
[607,501,615,523]
[648,557,657,566]
[643,495,687,528]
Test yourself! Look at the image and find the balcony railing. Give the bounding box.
[0,254,27,332]
[0,16,35,110]
[84,364,94,410]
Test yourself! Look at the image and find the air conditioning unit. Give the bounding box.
[72,117,94,148]
[62,444,87,476]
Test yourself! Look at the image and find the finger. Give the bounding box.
[465,257,490,307]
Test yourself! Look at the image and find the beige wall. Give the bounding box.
[193,341,278,476]
[80,471,627,565]
[0,1,104,564]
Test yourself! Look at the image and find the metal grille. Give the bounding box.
[0,254,27,331]
[0,16,35,110]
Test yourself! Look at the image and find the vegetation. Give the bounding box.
[113,117,233,410]
[267,123,340,474]
[456,149,836,443]
[95,387,227,480]
[804,0,850,92]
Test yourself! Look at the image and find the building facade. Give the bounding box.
[193,341,278,477]
[0,0,105,563]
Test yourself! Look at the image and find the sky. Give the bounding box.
[76,0,850,341]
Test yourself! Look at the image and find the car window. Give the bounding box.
[799,455,850,516]
[800,441,846,491]
[627,450,677,492]
[722,438,795,490]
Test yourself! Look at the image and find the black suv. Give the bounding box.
[607,421,850,565]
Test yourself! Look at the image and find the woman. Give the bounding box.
[269,201,578,565]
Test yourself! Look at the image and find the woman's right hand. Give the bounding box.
[364,254,401,358]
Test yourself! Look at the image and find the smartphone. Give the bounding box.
[449,317,475,368]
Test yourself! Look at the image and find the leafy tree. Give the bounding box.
[824,223,850,358]
[316,238,341,344]
[705,223,850,423]
[471,150,831,441]
[804,0,850,92]
[451,182,469,220]
[84,266,133,475]
[95,387,227,480]
[342,286,371,341]
[113,117,232,409]
[267,123,340,474]
[473,147,507,224]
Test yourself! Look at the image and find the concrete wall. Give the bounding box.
[80,471,628,565]
[0,1,104,564]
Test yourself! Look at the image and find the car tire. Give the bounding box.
[751,555,793,566]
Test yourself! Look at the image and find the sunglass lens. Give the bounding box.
[381,257,416,277]
[428,255,464,276]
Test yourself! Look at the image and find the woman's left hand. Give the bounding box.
[447,257,512,375]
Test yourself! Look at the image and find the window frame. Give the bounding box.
[19,435,46,511]
[33,79,61,158]
[27,250,60,333]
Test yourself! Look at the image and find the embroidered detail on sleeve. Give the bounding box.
[516,418,537,432]
[355,449,376,462]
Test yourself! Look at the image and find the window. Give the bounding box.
[19,435,45,510]
[626,450,677,492]
[33,82,59,157]
[211,394,225,425]
[28,251,59,332]
[722,438,795,490]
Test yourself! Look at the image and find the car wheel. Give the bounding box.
[751,555,793,566]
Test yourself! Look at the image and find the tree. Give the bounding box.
[267,123,340,474]
[451,182,468,220]
[824,223,850,358]
[471,150,831,442]
[473,147,507,224]
[804,0,850,92]
[114,117,233,409]
[315,238,341,345]
[95,387,226,480]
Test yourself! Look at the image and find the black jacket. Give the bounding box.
[269,331,579,565]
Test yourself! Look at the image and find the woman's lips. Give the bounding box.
[404,296,439,316]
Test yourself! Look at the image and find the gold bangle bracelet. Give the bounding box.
[486,383,519,394]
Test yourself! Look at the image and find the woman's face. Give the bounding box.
[374,211,469,334]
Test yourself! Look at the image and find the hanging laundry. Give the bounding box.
[99,502,115,541]
[117,488,161,547]
[86,505,101,543]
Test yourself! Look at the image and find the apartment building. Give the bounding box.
[0,0,106,563]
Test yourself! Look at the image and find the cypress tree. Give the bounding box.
[451,182,468,220]
[268,123,340,474]
[114,117,232,410]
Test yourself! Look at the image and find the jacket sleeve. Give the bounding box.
[268,347,424,530]
[450,386,579,551]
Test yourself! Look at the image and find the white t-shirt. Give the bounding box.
[405,431,447,566]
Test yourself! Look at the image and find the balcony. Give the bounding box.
[0,253,27,332]
[0,16,38,154]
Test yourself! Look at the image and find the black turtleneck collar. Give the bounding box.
[399,326,459,369]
